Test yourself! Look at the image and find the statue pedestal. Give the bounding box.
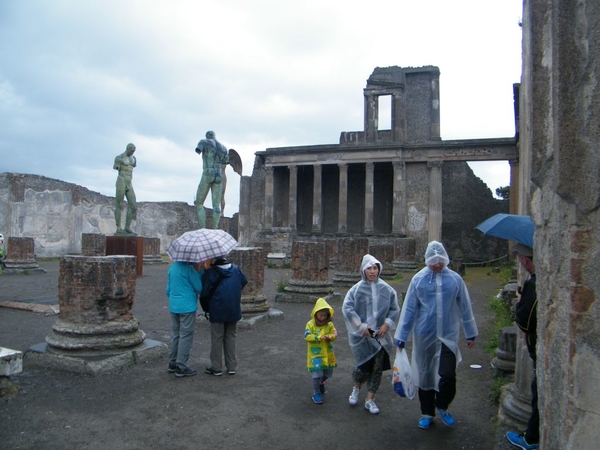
[105,236,143,276]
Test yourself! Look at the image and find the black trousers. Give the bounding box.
[524,359,540,444]
[418,343,456,416]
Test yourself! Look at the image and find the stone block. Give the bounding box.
[0,347,23,376]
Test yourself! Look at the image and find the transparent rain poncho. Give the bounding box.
[394,241,478,391]
[342,254,400,368]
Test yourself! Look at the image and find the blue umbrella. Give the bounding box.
[475,213,534,248]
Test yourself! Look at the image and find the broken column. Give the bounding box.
[26,255,165,374]
[142,236,165,264]
[228,247,281,328]
[275,241,337,303]
[393,237,418,271]
[332,237,369,286]
[3,237,45,274]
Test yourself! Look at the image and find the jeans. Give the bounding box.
[169,312,196,368]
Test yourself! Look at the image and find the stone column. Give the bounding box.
[3,237,44,274]
[227,247,271,323]
[364,93,378,142]
[275,241,336,303]
[333,237,369,286]
[288,165,298,230]
[312,165,322,233]
[392,161,406,235]
[364,162,374,233]
[509,158,520,215]
[264,166,274,231]
[337,163,348,233]
[430,70,441,140]
[46,256,146,352]
[427,161,443,242]
[142,237,165,264]
[81,233,106,256]
[391,90,406,142]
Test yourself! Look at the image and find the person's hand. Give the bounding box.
[320,335,331,341]
[378,323,389,338]
[466,338,476,349]
[395,340,405,349]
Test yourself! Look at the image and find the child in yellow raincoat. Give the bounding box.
[304,297,338,404]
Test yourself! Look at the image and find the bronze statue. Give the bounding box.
[194,131,229,228]
[113,143,137,235]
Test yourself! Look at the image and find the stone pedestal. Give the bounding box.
[25,256,166,375]
[3,237,46,274]
[227,247,282,328]
[276,241,338,303]
[333,237,369,286]
[105,235,143,276]
[81,233,106,256]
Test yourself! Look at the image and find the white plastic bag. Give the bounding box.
[392,348,415,399]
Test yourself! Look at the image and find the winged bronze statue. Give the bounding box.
[221,148,243,213]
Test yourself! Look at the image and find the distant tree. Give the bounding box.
[496,185,510,200]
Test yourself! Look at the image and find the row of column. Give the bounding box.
[264,161,444,239]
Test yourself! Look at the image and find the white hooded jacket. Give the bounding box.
[342,254,400,368]
[394,241,478,390]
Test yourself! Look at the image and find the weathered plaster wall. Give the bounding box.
[0,173,198,257]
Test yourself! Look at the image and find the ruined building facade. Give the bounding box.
[239,66,517,261]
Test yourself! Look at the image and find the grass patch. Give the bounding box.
[489,371,511,405]
[274,275,289,293]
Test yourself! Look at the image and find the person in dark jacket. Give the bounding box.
[201,256,248,376]
[506,244,539,450]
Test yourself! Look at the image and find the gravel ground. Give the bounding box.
[1,260,518,450]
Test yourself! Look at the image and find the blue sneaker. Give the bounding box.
[418,415,433,429]
[437,408,455,427]
[312,393,323,404]
[506,432,539,449]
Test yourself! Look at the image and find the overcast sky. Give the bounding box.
[1,0,523,217]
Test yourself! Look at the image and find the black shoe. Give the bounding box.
[167,362,177,373]
[205,367,222,376]
[175,366,197,378]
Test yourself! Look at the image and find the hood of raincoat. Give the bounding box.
[424,241,450,266]
[311,297,334,322]
[360,254,382,282]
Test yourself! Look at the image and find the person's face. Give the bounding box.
[364,264,379,281]
[428,262,445,273]
[203,259,213,270]
[315,310,328,324]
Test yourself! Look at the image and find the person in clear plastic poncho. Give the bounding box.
[394,241,478,430]
[342,254,400,415]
